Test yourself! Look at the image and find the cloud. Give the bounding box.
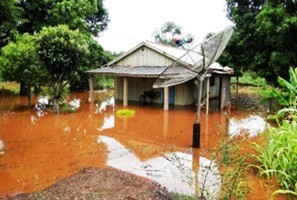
[97,0,233,52]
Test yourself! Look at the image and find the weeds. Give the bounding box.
[216,140,250,200]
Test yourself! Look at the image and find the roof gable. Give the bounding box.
[105,41,200,67]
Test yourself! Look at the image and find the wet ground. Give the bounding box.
[0,88,281,199]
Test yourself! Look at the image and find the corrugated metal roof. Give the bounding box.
[104,41,203,67]
[87,66,184,78]
[87,40,234,78]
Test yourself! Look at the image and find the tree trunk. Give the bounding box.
[53,98,60,114]
[20,82,28,96]
[27,83,31,106]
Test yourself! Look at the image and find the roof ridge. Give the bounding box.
[145,40,186,51]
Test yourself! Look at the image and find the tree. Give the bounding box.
[220,0,297,84]
[69,39,114,91]
[0,0,23,47]
[16,0,110,92]
[35,25,89,113]
[18,0,109,37]
[0,33,48,105]
[153,21,194,47]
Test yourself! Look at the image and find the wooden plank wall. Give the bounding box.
[115,47,175,66]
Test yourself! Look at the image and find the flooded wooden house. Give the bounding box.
[87,41,235,111]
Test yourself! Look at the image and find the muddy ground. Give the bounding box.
[7,167,171,200]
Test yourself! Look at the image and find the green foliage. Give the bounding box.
[220,0,297,84]
[35,25,89,113]
[233,71,267,87]
[271,183,297,199]
[253,118,297,194]
[69,39,115,91]
[217,141,250,200]
[261,67,297,111]
[116,109,136,118]
[255,67,297,198]
[0,0,23,47]
[18,0,109,37]
[0,82,20,95]
[0,33,47,85]
[95,75,114,90]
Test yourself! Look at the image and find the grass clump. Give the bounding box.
[253,118,297,196]
[116,109,135,118]
[0,81,20,95]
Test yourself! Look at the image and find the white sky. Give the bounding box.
[97,0,233,53]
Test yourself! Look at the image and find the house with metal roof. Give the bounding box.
[87,41,235,111]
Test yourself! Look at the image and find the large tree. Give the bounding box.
[69,39,114,91]
[0,33,48,105]
[18,0,109,36]
[0,0,110,94]
[0,0,23,47]
[35,25,89,113]
[220,0,297,84]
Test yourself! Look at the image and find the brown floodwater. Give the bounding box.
[0,91,283,199]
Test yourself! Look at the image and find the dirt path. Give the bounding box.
[8,167,171,200]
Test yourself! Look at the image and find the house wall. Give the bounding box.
[175,80,195,105]
[115,77,195,105]
[220,76,231,109]
[115,47,175,66]
[115,75,231,108]
[115,77,163,103]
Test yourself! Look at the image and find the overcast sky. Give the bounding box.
[97,0,233,52]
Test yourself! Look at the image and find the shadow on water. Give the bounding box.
[0,91,267,198]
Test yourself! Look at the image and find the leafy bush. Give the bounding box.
[261,67,297,108]
[231,71,267,87]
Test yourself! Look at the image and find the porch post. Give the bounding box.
[206,77,210,115]
[123,77,128,106]
[164,86,169,110]
[88,74,94,103]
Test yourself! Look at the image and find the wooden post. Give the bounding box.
[123,77,128,106]
[193,76,203,148]
[163,86,169,110]
[206,77,210,115]
[88,74,94,103]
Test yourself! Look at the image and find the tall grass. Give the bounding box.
[254,67,297,198]
[253,118,297,195]
[231,71,267,87]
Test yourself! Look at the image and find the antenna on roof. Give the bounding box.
[153,26,234,148]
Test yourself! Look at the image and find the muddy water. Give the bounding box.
[0,91,278,199]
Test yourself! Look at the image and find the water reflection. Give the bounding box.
[229,115,266,138]
[98,115,115,131]
[95,97,114,114]
[98,135,221,198]
[0,91,269,198]
[0,140,4,155]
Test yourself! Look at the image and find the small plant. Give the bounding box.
[116,109,135,118]
[217,140,250,200]
[261,67,297,109]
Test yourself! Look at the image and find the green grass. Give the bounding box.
[0,81,20,95]
[231,71,267,87]
[253,118,297,195]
